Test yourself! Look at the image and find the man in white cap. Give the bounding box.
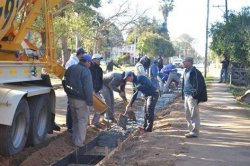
[89,53,104,129]
[182,56,207,138]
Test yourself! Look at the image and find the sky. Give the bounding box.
[99,0,250,56]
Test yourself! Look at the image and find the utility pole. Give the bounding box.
[225,0,228,23]
[204,0,210,78]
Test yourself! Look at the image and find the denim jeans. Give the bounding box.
[220,68,228,82]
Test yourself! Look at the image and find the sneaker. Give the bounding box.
[185,133,198,138]
[73,143,85,148]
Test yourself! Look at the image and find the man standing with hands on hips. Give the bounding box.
[182,56,207,138]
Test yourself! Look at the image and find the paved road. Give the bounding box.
[176,72,250,166]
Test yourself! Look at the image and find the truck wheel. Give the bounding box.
[0,98,30,156]
[27,94,50,146]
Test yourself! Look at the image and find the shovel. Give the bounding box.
[117,106,129,130]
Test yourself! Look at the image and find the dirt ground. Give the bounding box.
[2,72,250,166]
[101,76,250,166]
[100,98,187,166]
[0,85,142,166]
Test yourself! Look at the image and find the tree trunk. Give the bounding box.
[61,37,70,67]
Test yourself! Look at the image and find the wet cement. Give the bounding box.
[97,92,180,148]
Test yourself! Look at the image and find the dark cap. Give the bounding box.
[123,71,134,80]
[183,56,193,63]
[76,47,86,55]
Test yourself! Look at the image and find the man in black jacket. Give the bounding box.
[63,55,94,147]
[89,53,103,129]
[182,57,207,138]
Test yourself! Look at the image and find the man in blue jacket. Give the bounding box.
[182,56,207,138]
[150,60,159,89]
[124,71,159,132]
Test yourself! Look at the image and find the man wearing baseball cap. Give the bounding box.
[89,54,104,129]
[63,54,94,147]
[182,56,207,138]
[65,47,87,133]
[124,71,159,132]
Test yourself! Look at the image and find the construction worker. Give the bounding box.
[106,60,120,73]
[64,47,86,132]
[150,60,159,89]
[135,57,147,100]
[124,71,159,132]
[63,54,94,147]
[89,53,104,129]
[102,72,127,122]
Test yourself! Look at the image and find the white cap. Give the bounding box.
[92,53,103,60]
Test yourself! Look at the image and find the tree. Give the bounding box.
[173,33,198,59]
[210,7,250,67]
[160,0,174,38]
[136,32,175,57]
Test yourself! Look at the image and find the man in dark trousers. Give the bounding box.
[106,60,119,73]
[63,55,94,147]
[182,56,207,138]
[102,72,127,122]
[89,53,103,129]
[219,57,230,83]
[124,71,159,132]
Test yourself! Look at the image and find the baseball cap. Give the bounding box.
[123,71,134,80]
[76,47,86,55]
[80,54,92,62]
[183,56,193,63]
[92,53,103,60]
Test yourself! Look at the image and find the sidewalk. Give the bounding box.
[176,76,250,166]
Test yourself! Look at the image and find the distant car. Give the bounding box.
[173,58,183,68]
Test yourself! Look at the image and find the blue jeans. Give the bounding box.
[150,77,159,89]
[220,68,228,82]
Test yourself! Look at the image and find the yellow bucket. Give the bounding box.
[93,94,108,113]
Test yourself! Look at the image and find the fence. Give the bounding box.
[230,67,250,86]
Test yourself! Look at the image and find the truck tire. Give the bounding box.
[27,94,50,146]
[0,98,30,156]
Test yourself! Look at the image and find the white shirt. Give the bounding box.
[65,56,79,69]
[135,62,146,76]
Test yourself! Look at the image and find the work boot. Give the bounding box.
[48,113,61,134]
